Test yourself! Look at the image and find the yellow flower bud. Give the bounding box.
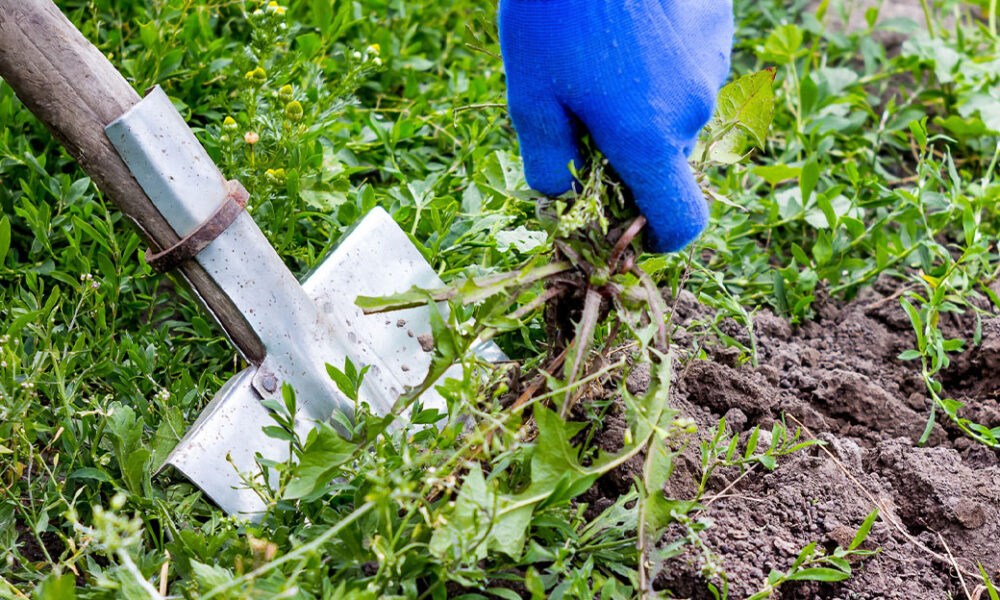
[284,100,304,122]
[245,67,267,86]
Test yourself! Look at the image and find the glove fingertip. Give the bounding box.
[626,155,709,253]
[506,94,582,197]
[522,152,582,197]
[641,191,708,253]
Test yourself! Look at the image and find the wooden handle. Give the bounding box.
[0,0,266,363]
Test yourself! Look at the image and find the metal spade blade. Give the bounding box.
[105,87,504,518]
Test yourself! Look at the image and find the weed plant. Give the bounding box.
[1,0,999,598]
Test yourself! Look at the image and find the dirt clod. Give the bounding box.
[418,333,434,352]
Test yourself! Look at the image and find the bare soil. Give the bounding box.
[583,275,1000,599]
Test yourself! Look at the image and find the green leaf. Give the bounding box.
[760,24,804,65]
[106,402,141,456]
[800,160,820,204]
[495,226,547,254]
[285,424,356,500]
[791,542,817,569]
[301,188,348,211]
[525,567,547,600]
[909,118,929,152]
[36,572,76,600]
[486,589,523,600]
[67,467,113,484]
[849,509,879,550]
[0,215,9,267]
[151,406,186,470]
[753,164,801,185]
[642,437,694,533]
[530,406,595,497]
[426,296,457,363]
[842,216,866,239]
[979,564,1000,600]
[812,230,833,265]
[897,349,923,361]
[815,0,830,19]
[429,463,532,560]
[310,0,332,33]
[705,70,776,164]
[936,115,989,139]
[326,358,368,402]
[816,193,838,229]
[942,338,965,352]
[191,560,234,591]
[900,298,925,351]
[123,448,151,495]
[356,261,572,314]
[757,454,777,470]
[785,567,851,582]
[744,426,760,458]
[790,243,811,266]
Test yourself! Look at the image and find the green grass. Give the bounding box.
[1,0,999,598]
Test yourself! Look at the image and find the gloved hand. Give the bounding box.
[498,0,733,252]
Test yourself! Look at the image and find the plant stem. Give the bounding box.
[119,550,166,600]
[991,0,998,39]
[919,0,935,37]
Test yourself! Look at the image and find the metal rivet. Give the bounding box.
[261,374,278,393]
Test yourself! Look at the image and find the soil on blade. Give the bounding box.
[588,276,1000,599]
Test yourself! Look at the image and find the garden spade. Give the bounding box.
[0,0,503,518]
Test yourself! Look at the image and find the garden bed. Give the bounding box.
[581,276,1000,599]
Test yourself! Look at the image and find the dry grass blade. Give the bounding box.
[560,288,603,417]
[934,530,973,600]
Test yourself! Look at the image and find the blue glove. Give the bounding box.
[498,0,733,252]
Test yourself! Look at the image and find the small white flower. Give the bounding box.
[265,1,286,15]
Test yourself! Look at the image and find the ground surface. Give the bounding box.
[583,275,1000,599]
